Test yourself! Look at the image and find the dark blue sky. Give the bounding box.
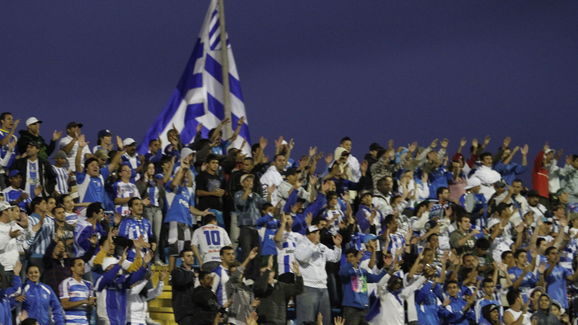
[1,0,577,160]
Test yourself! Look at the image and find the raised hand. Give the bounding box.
[520,144,529,156]
[332,234,343,247]
[52,130,62,141]
[440,138,449,149]
[259,136,268,149]
[324,153,334,165]
[459,137,467,148]
[430,138,439,149]
[483,135,491,146]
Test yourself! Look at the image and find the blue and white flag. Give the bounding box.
[139,0,250,154]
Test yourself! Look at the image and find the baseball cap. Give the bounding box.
[66,121,83,129]
[526,189,540,198]
[369,142,384,152]
[123,138,136,147]
[7,169,20,178]
[180,147,195,161]
[240,174,255,184]
[25,117,42,127]
[54,150,67,159]
[0,201,11,212]
[98,129,112,138]
[94,149,110,160]
[285,167,300,177]
[306,225,320,234]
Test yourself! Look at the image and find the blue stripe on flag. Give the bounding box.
[206,54,244,101]
[205,54,223,83]
[207,93,225,120]
[209,21,219,39]
[211,35,221,51]
[181,103,205,144]
[229,74,244,101]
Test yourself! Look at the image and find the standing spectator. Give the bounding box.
[11,141,57,198]
[196,154,225,227]
[211,246,237,307]
[75,138,107,207]
[52,150,71,195]
[27,197,55,269]
[118,198,156,251]
[532,146,553,199]
[543,246,578,310]
[226,248,260,325]
[126,271,165,325]
[136,162,166,263]
[59,258,96,325]
[191,271,221,325]
[19,264,66,325]
[450,215,479,255]
[494,145,528,185]
[294,225,342,325]
[235,174,270,260]
[339,248,387,325]
[16,116,61,160]
[58,122,90,173]
[191,214,231,272]
[2,169,31,209]
[171,248,197,325]
[92,129,113,153]
[254,259,304,325]
[274,213,303,281]
[43,240,72,296]
[260,154,286,206]
[164,164,208,271]
[558,154,578,204]
[113,164,142,216]
[0,201,21,272]
[121,138,143,182]
[471,152,502,201]
[74,202,107,257]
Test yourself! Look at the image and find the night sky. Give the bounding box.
[2,0,577,164]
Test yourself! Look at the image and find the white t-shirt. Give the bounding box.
[59,135,91,172]
[191,224,231,264]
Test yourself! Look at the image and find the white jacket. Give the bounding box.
[295,238,341,288]
[369,275,426,325]
[126,279,164,324]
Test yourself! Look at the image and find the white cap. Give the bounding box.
[487,218,501,230]
[465,177,482,190]
[122,138,136,147]
[0,201,11,212]
[306,225,320,234]
[240,174,255,184]
[25,117,42,127]
[180,147,195,161]
[101,257,119,271]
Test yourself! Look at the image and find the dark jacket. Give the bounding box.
[136,177,167,212]
[16,129,56,160]
[170,266,196,322]
[11,157,56,196]
[191,285,220,325]
[254,270,304,325]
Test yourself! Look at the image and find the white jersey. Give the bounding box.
[113,181,140,216]
[191,224,231,264]
[276,231,303,275]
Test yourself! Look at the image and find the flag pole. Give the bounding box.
[217,0,232,138]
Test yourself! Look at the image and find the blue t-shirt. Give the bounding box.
[164,186,195,226]
[256,214,279,256]
[545,264,572,309]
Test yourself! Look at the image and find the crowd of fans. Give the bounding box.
[0,111,577,325]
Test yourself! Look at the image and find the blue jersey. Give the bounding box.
[94,264,146,325]
[2,186,29,209]
[545,264,572,309]
[118,216,154,243]
[211,265,229,307]
[59,277,93,324]
[164,186,195,226]
[22,280,65,325]
[256,214,279,256]
[0,275,21,325]
[415,281,444,324]
[76,172,106,204]
[507,266,537,302]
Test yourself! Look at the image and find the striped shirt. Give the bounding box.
[28,213,55,257]
[211,265,230,306]
[276,231,303,275]
[59,277,92,324]
[52,165,70,195]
